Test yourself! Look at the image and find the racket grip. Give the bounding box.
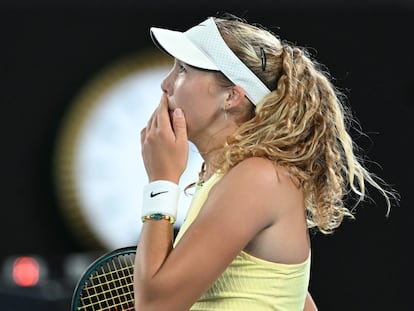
[142,180,180,220]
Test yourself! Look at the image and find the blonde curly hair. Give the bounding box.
[200,15,396,234]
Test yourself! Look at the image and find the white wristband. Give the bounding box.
[142,180,180,220]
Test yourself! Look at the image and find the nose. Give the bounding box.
[161,81,168,94]
[161,71,173,95]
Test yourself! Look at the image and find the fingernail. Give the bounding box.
[174,108,183,117]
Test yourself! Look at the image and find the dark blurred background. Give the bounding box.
[0,0,412,310]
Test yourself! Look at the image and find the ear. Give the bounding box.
[224,86,246,109]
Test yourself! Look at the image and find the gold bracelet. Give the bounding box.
[141,213,175,224]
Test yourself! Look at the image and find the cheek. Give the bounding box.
[183,98,222,137]
[174,80,207,111]
[172,77,222,132]
[171,79,192,107]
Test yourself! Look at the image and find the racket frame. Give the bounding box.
[71,246,137,311]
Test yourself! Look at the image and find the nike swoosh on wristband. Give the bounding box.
[150,190,169,198]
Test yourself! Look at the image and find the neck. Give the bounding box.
[192,117,237,150]
[189,118,238,183]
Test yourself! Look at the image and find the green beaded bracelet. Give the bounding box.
[141,213,175,224]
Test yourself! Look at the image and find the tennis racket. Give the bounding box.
[71,246,137,311]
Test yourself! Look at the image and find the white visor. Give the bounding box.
[150,17,271,105]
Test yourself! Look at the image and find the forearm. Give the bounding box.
[134,220,174,306]
[304,291,318,311]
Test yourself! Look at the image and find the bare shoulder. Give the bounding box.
[214,157,304,217]
[221,157,299,193]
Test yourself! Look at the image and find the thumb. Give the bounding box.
[172,108,187,141]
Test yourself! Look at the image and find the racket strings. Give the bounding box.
[78,253,135,310]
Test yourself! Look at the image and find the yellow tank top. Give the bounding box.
[174,173,311,311]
